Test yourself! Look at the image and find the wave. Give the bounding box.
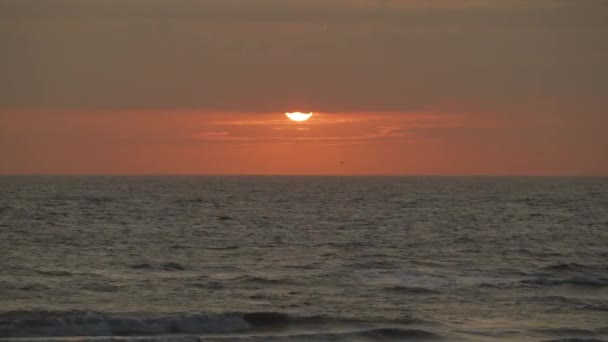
[34,270,74,277]
[383,285,438,295]
[521,276,608,288]
[0,311,249,338]
[129,262,186,271]
[286,328,443,341]
[205,245,240,250]
[540,263,586,272]
[347,260,399,269]
[535,328,598,336]
[539,263,608,273]
[534,327,608,342]
[542,339,607,342]
[228,275,295,286]
[46,195,116,204]
[516,295,585,306]
[519,296,608,312]
[0,310,442,340]
[582,304,608,312]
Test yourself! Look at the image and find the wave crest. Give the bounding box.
[0,311,250,338]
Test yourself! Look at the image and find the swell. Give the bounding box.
[520,276,608,288]
[541,339,607,342]
[0,311,433,339]
[227,275,297,286]
[0,311,250,338]
[383,285,438,295]
[534,327,608,342]
[540,263,599,272]
[257,327,444,341]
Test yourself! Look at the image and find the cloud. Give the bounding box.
[193,111,520,144]
[211,115,372,126]
[197,131,230,138]
[194,133,406,142]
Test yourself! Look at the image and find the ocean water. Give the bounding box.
[1,176,607,342]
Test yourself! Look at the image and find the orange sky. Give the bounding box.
[1,108,606,175]
[1,1,607,175]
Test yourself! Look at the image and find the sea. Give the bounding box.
[1,176,607,341]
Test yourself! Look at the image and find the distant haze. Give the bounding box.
[1,0,607,175]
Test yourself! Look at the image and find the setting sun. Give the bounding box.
[285,112,313,122]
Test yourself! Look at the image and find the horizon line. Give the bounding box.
[0,173,606,178]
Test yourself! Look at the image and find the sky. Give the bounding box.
[1,0,607,175]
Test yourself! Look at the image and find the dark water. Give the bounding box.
[1,176,607,341]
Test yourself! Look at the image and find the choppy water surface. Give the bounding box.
[1,176,607,341]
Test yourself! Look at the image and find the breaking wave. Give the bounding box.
[0,310,441,340]
[0,311,250,338]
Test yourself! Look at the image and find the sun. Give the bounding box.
[285,112,313,122]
